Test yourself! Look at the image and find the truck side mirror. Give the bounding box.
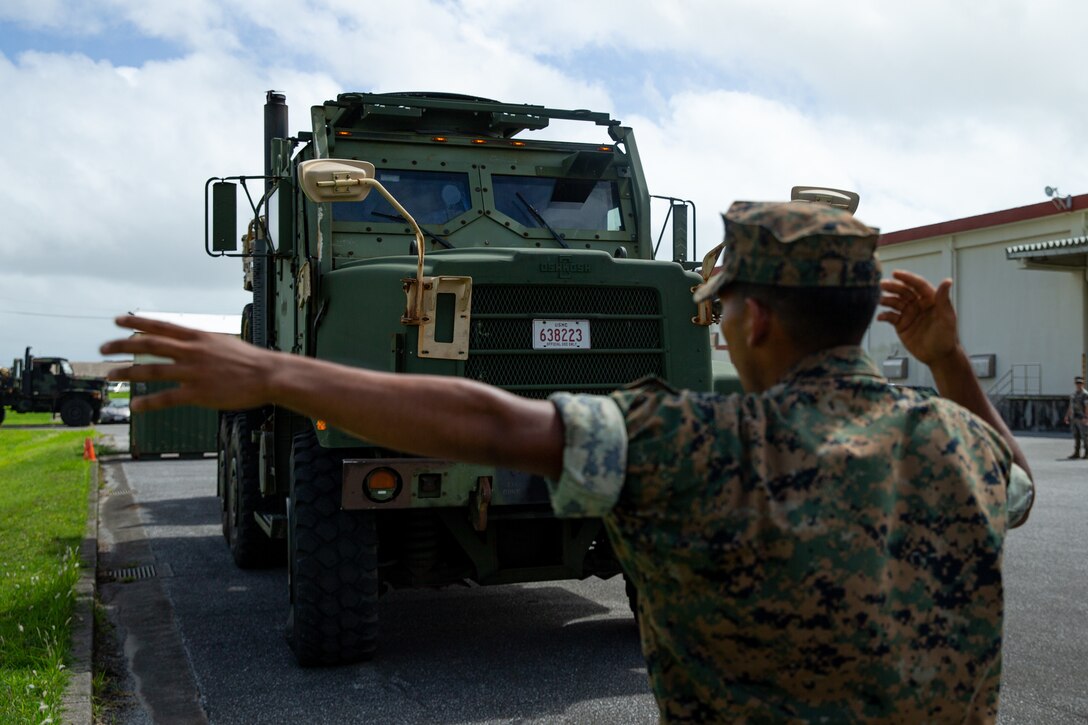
[299,159,377,203]
[211,182,239,252]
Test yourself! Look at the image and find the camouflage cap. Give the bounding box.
[693,201,882,303]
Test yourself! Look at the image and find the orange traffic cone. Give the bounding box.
[83,438,97,461]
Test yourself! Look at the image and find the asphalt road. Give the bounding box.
[94,427,1087,724]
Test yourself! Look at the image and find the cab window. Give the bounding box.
[333,169,472,226]
[492,176,624,232]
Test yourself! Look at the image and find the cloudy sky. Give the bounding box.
[2,0,1086,364]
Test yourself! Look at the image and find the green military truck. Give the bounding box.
[208,91,719,665]
[0,347,108,426]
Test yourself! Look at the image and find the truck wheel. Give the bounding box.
[60,398,93,427]
[287,428,379,666]
[217,414,234,543]
[226,414,281,568]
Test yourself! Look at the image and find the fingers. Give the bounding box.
[112,315,203,340]
[879,293,907,312]
[100,333,197,360]
[935,279,953,306]
[106,363,195,383]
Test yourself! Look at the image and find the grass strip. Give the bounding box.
[2,411,62,427]
[0,429,90,724]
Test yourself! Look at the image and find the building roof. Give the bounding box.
[879,193,1088,247]
[134,311,242,335]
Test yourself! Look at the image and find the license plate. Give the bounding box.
[532,319,591,350]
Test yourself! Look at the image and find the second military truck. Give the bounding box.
[0,347,108,426]
[208,91,714,665]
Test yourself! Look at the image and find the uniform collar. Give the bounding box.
[775,345,883,389]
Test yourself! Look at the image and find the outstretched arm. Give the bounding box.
[877,271,1032,481]
[100,316,564,479]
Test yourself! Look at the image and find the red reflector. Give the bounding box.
[367,469,398,491]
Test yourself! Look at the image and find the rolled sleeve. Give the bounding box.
[547,393,628,517]
[1007,463,1034,528]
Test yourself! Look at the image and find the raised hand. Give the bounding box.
[99,316,276,412]
[877,270,961,366]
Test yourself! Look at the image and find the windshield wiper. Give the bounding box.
[373,212,454,249]
[516,192,569,249]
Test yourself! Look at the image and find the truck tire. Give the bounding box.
[226,414,281,568]
[287,428,379,666]
[60,398,93,427]
[217,414,234,543]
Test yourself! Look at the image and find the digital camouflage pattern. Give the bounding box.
[549,346,1031,723]
[1067,387,1088,455]
[1067,388,1087,421]
[694,200,882,303]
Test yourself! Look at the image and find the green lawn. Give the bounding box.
[2,411,62,426]
[0,429,90,723]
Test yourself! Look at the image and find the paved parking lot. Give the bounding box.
[93,427,1088,723]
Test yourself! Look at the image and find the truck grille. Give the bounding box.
[466,285,665,398]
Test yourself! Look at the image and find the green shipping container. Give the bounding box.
[130,380,218,458]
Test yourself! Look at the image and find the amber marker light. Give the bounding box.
[432,136,448,142]
[315,420,328,431]
[364,467,402,503]
[336,130,352,137]
[472,138,488,144]
[598,146,612,152]
[510,141,526,147]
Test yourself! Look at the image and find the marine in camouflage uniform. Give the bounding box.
[1063,377,1088,458]
[102,201,1036,725]
[548,202,1034,723]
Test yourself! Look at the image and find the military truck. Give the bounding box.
[207,91,721,666]
[0,347,108,426]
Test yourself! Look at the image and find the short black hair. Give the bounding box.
[727,282,881,351]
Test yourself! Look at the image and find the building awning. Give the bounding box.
[1006,236,1088,269]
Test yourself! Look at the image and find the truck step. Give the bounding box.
[254,512,287,539]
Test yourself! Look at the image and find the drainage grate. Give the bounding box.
[100,565,158,582]
[108,486,134,495]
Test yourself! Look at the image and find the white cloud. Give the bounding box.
[3,0,1088,363]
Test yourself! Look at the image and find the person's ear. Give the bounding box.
[744,297,771,347]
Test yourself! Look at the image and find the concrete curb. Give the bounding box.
[61,459,98,725]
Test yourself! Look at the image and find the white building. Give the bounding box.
[864,193,1088,428]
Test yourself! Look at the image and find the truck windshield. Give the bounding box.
[60,361,74,376]
[333,169,472,226]
[493,175,624,232]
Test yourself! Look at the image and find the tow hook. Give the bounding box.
[470,476,492,532]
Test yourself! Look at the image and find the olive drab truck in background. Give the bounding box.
[207,90,722,666]
[0,347,108,426]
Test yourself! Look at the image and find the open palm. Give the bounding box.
[877,270,960,366]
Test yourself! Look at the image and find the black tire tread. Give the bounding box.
[228,414,282,568]
[288,428,379,666]
[60,398,93,427]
